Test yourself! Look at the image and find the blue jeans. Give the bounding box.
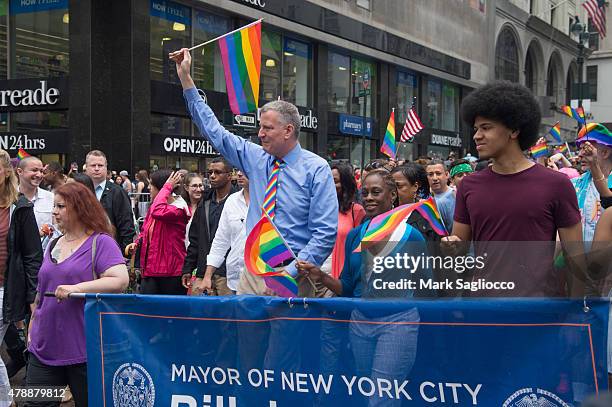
[349,308,419,407]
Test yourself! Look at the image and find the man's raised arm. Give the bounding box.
[169,48,261,175]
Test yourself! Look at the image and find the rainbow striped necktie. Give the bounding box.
[263,159,284,219]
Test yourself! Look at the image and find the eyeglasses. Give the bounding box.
[189,184,204,189]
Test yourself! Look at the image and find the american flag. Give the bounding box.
[583,0,607,39]
[400,101,424,142]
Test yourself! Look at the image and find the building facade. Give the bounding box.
[0,0,588,173]
[0,0,493,173]
[494,0,591,142]
[585,6,611,125]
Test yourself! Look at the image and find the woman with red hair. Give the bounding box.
[26,182,128,406]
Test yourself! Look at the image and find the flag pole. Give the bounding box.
[188,18,263,52]
[391,107,396,160]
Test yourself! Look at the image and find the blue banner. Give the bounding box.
[86,295,609,406]
[339,113,373,137]
[150,0,191,25]
[9,0,67,14]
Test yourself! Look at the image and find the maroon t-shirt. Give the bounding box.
[455,164,580,241]
[454,164,581,297]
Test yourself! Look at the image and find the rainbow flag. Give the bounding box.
[380,110,396,159]
[530,142,548,158]
[218,21,261,114]
[354,199,448,252]
[554,144,568,154]
[354,202,425,253]
[17,148,30,161]
[414,197,448,236]
[576,123,612,147]
[548,122,562,143]
[264,272,298,298]
[359,203,418,248]
[244,213,298,297]
[561,105,586,126]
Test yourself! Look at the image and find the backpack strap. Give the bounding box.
[91,234,99,280]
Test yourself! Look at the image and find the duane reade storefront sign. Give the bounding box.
[0,78,68,112]
[431,133,462,147]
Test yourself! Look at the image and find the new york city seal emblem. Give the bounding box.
[112,362,155,407]
[503,387,570,407]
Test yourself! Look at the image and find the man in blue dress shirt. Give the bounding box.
[171,48,338,298]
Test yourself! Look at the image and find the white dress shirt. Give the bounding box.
[31,187,54,230]
[207,190,248,291]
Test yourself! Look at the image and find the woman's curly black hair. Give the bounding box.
[460,81,542,151]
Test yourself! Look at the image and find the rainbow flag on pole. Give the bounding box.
[530,142,548,158]
[218,21,262,114]
[354,199,448,252]
[17,148,30,161]
[554,144,568,154]
[380,109,396,159]
[548,122,562,143]
[414,197,448,236]
[561,105,586,126]
[244,212,298,297]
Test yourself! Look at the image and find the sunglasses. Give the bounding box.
[364,161,391,172]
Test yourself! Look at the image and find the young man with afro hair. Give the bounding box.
[444,81,584,297]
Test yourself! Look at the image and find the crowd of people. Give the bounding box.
[0,48,608,405]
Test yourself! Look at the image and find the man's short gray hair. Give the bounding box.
[260,100,301,138]
[17,156,42,170]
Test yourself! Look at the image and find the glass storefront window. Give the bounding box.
[427,145,450,160]
[150,155,167,171]
[425,79,441,129]
[181,156,199,172]
[327,134,374,169]
[327,134,350,161]
[441,83,459,131]
[260,29,281,102]
[396,142,415,161]
[192,10,229,93]
[151,114,191,136]
[282,37,312,107]
[350,136,373,169]
[350,58,376,118]
[297,131,314,152]
[328,52,376,118]
[9,0,69,78]
[328,52,350,113]
[150,0,191,83]
[397,70,417,126]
